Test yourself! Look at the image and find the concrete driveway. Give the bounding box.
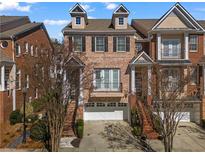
[79,121,143,152]
[150,122,205,152]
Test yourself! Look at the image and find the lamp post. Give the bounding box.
[22,86,27,143]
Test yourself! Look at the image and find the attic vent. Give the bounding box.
[0,41,8,48]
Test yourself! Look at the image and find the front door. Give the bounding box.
[135,71,142,97]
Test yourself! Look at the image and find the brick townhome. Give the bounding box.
[63,3,205,125]
[0,16,52,125]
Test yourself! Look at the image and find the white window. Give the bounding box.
[189,35,198,52]
[25,42,29,53]
[73,36,82,52]
[16,69,21,89]
[35,88,38,99]
[95,37,105,51]
[162,39,181,59]
[163,69,180,91]
[117,37,126,52]
[119,17,124,25]
[30,45,34,56]
[94,69,120,91]
[35,47,38,57]
[190,67,197,85]
[26,74,29,89]
[76,17,81,25]
[15,43,21,56]
[136,42,142,52]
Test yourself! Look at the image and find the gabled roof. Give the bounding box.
[151,3,204,31]
[69,3,87,14]
[130,51,154,65]
[66,56,85,67]
[113,4,129,14]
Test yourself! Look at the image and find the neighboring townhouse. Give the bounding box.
[63,3,205,125]
[63,3,136,121]
[0,16,52,124]
[131,3,205,124]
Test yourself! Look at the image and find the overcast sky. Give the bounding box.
[0,2,205,40]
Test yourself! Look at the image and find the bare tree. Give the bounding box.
[148,64,191,152]
[22,39,93,151]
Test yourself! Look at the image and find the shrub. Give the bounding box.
[31,100,45,112]
[9,110,23,125]
[20,103,33,116]
[132,126,142,136]
[152,114,163,134]
[76,119,84,138]
[30,120,49,142]
[26,114,38,123]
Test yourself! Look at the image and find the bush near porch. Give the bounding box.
[75,119,84,138]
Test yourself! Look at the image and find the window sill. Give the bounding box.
[189,50,198,53]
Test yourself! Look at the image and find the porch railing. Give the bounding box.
[92,82,123,92]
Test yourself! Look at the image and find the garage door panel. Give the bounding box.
[84,103,128,121]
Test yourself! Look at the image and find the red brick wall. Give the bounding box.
[0,27,52,123]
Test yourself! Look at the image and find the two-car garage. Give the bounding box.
[84,102,128,121]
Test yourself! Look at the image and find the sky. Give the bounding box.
[0,2,205,40]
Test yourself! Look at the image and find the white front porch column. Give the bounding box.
[184,32,189,60]
[78,68,83,105]
[157,33,162,60]
[131,65,136,94]
[203,65,205,95]
[147,65,152,96]
[12,64,16,110]
[1,65,5,91]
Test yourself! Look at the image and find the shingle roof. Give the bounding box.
[0,50,14,64]
[0,16,28,24]
[0,22,43,39]
[63,19,135,33]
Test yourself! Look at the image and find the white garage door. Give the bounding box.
[84,102,128,121]
[157,112,190,122]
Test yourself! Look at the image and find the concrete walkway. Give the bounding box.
[78,121,143,152]
[150,122,205,152]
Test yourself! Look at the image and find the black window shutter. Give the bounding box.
[69,36,73,52]
[82,36,86,52]
[113,37,116,52]
[92,36,95,52]
[105,37,108,52]
[126,37,130,52]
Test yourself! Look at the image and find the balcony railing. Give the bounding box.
[93,82,122,92]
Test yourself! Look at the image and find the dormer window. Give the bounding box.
[76,17,81,25]
[119,17,124,25]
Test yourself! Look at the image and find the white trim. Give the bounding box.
[132,51,154,64]
[157,33,161,60]
[1,65,5,91]
[152,3,204,31]
[148,65,152,96]
[113,4,129,14]
[131,66,135,93]
[175,3,205,31]
[184,32,189,59]
[79,68,83,105]
[69,3,86,14]
[12,64,16,111]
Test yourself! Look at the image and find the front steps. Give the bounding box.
[62,101,77,137]
[137,100,158,139]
